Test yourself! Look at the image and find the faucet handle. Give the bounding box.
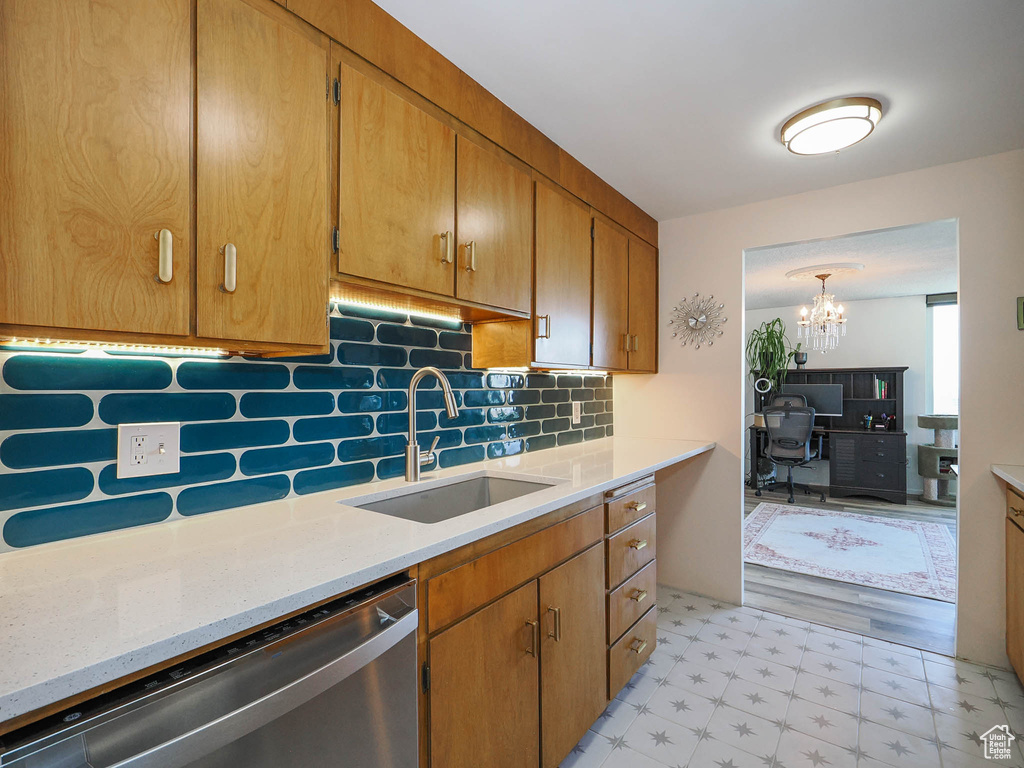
[420,435,441,466]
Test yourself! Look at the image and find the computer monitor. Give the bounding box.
[779,383,844,416]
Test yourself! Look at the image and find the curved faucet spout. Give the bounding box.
[406,367,459,481]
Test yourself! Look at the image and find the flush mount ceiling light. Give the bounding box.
[781,97,882,155]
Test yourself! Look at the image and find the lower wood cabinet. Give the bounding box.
[429,581,540,768]
[539,544,607,768]
[1007,489,1024,683]
[419,500,607,768]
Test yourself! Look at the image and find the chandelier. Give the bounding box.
[797,273,846,353]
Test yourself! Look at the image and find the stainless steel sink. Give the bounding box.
[349,474,557,524]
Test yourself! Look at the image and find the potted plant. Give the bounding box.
[745,318,799,401]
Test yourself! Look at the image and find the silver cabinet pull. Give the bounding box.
[632,335,640,352]
[547,606,562,642]
[155,229,173,283]
[440,231,454,264]
[538,314,552,339]
[465,240,477,271]
[220,243,237,293]
[622,333,630,352]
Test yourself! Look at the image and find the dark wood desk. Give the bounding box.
[749,425,908,505]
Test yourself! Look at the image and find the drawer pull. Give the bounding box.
[629,589,649,603]
[876,452,885,457]
[547,606,562,642]
[628,501,648,513]
[525,619,539,657]
[628,538,648,551]
[629,638,648,655]
[1012,507,1024,518]
[876,473,886,478]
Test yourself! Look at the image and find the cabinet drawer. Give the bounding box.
[606,484,656,534]
[607,560,656,645]
[606,513,656,589]
[1009,487,1024,531]
[853,462,904,491]
[608,606,657,698]
[862,433,905,449]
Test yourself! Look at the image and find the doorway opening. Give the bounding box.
[741,219,959,656]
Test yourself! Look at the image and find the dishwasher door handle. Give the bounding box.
[107,610,418,768]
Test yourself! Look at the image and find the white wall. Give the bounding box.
[744,295,931,494]
[616,150,1024,667]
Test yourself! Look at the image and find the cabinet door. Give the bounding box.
[539,544,606,768]
[455,138,532,313]
[430,581,540,768]
[0,0,191,336]
[627,237,658,372]
[338,62,456,296]
[196,0,329,347]
[592,217,629,370]
[535,183,592,367]
[1008,518,1024,680]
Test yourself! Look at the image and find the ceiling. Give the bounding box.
[744,219,958,310]
[372,0,1024,221]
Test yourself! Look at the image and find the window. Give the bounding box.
[929,302,959,415]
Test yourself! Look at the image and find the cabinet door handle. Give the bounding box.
[631,335,640,351]
[629,589,648,603]
[629,638,648,655]
[155,229,173,283]
[219,243,237,293]
[628,538,648,551]
[464,240,477,272]
[538,314,551,339]
[622,333,630,352]
[546,606,562,642]
[525,619,539,657]
[440,231,454,264]
[628,501,648,513]
[1011,507,1024,518]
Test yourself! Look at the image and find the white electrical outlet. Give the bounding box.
[117,422,180,479]
[571,401,582,425]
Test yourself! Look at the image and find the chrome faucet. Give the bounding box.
[405,366,459,481]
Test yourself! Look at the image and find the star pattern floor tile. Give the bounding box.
[560,586,1024,768]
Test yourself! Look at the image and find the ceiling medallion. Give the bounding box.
[781,97,882,155]
[669,293,727,349]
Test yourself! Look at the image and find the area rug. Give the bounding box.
[743,503,957,602]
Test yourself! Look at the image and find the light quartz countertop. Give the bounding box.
[0,435,714,725]
[992,464,1024,495]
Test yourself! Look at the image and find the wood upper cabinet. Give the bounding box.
[534,182,592,367]
[196,0,329,347]
[592,216,630,370]
[455,138,533,313]
[627,236,658,372]
[539,544,607,768]
[429,581,540,768]
[337,61,456,296]
[0,0,192,336]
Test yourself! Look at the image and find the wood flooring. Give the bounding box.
[743,487,957,656]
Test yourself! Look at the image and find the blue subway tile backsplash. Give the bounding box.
[0,308,612,550]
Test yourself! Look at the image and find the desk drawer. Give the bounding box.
[606,484,656,535]
[608,560,657,644]
[606,513,656,589]
[608,606,656,698]
[853,462,903,491]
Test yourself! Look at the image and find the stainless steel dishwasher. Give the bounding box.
[1,575,418,768]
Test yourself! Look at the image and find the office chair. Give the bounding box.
[771,393,807,407]
[755,405,826,503]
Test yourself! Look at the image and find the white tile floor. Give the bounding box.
[561,587,1024,768]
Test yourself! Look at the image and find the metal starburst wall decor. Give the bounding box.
[669,293,727,349]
